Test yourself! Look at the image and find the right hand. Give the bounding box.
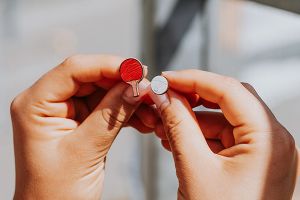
[151,69,297,200]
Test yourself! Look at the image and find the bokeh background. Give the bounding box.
[1,0,300,199]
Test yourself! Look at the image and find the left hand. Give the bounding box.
[10,55,157,200]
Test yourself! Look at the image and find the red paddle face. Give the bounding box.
[120,58,143,83]
[119,58,144,97]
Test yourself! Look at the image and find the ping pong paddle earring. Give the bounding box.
[120,58,144,97]
[151,75,169,95]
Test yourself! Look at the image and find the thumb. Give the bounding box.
[75,80,149,156]
[149,90,213,161]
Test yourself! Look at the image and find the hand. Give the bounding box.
[10,55,157,200]
[151,69,298,200]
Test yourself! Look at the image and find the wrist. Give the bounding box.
[14,169,105,200]
[14,180,104,200]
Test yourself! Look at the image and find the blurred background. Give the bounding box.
[1,0,300,199]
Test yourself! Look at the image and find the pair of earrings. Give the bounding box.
[120,58,168,97]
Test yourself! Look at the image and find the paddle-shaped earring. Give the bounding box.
[120,58,144,97]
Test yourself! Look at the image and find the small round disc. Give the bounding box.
[151,76,169,95]
[119,58,144,83]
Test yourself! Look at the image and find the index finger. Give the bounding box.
[162,69,274,131]
[30,55,124,102]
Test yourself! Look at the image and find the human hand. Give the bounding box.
[151,69,298,200]
[10,55,157,200]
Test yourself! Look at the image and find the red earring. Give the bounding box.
[120,58,144,97]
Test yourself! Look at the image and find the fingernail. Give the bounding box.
[143,65,148,78]
[122,80,150,105]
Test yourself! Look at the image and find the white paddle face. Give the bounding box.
[151,76,169,95]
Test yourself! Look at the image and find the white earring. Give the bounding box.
[151,75,169,95]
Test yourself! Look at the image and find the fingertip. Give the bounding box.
[148,89,170,113]
[161,140,172,152]
[127,117,155,134]
[122,80,151,105]
[135,104,159,129]
[186,93,201,108]
[143,65,148,78]
[142,94,154,105]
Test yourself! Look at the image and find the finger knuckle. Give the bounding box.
[160,105,184,137]
[216,76,241,103]
[10,93,24,115]
[166,120,184,145]
[280,127,296,155]
[286,133,296,154]
[142,113,157,127]
[61,54,85,69]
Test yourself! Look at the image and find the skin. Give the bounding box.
[10,55,157,200]
[11,55,298,199]
[151,70,298,200]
